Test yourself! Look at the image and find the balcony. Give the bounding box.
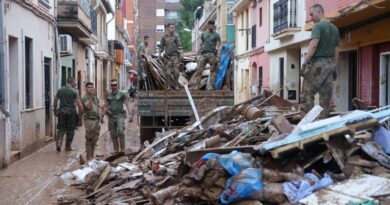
[57,0,97,45]
[272,0,300,40]
[95,34,109,59]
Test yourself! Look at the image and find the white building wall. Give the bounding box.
[3,2,55,158]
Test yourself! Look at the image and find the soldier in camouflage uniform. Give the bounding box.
[300,4,339,118]
[53,77,84,152]
[192,20,221,90]
[138,35,149,90]
[103,79,132,153]
[82,82,102,161]
[159,23,183,90]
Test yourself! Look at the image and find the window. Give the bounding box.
[25,37,33,109]
[156,25,165,32]
[273,0,288,33]
[166,10,178,19]
[259,7,262,27]
[251,25,256,48]
[227,2,234,25]
[165,0,179,2]
[156,9,165,17]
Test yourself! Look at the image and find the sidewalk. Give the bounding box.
[0,119,140,205]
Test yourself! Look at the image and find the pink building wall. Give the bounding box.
[249,0,270,90]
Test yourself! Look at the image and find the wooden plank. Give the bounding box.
[92,164,112,192]
[270,119,378,158]
[292,105,323,133]
[325,137,349,170]
[271,114,294,134]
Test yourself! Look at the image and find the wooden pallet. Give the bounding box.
[270,118,378,158]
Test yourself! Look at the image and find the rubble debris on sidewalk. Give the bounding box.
[58,96,390,205]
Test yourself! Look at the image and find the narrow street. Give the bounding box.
[0,120,140,205]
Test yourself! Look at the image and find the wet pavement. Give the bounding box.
[0,118,140,205]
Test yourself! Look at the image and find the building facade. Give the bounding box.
[138,0,181,54]
[232,0,253,103]
[265,0,310,104]
[305,0,390,111]
[248,0,270,98]
[1,0,57,166]
[91,0,114,100]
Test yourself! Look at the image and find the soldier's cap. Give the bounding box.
[208,20,215,25]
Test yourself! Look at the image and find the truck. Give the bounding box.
[138,90,234,142]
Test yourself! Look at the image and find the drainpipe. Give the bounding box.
[0,0,10,167]
[87,47,95,82]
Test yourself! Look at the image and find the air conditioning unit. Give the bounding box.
[59,34,73,55]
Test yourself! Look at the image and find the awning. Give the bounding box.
[109,40,124,50]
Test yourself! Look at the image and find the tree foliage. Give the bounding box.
[177,0,204,51]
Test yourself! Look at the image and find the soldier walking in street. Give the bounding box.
[159,23,183,90]
[81,82,102,161]
[300,4,339,118]
[191,20,221,90]
[53,77,84,152]
[103,79,132,153]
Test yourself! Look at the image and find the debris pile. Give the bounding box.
[59,95,390,205]
[140,45,234,91]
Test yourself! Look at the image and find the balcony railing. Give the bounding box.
[57,0,94,37]
[273,0,298,34]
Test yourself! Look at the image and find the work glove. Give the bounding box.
[300,58,310,77]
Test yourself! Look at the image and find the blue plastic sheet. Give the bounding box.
[220,168,263,204]
[373,126,390,155]
[200,150,253,176]
[214,44,234,90]
[283,173,333,203]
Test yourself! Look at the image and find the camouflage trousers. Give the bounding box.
[108,113,126,138]
[56,108,76,148]
[192,53,219,90]
[301,57,336,118]
[165,55,181,89]
[85,117,100,159]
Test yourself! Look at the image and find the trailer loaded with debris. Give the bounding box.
[138,49,235,142]
[58,94,390,205]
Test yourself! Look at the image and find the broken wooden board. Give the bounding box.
[325,137,350,171]
[271,114,294,134]
[92,164,112,192]
[292,105,323,133]
[112,179,142,192]
[267,118,378,158]
[300,174,390,205]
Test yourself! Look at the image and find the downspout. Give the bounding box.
[0,0,7,116]
[0,0,11,167]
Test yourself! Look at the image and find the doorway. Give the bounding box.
[348,51,357,109]
[279,58,285,98]
[380,53,390,106]
[8,36,20,152]
[44,58,52,138]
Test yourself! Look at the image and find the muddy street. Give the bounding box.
[0,119,140,205]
